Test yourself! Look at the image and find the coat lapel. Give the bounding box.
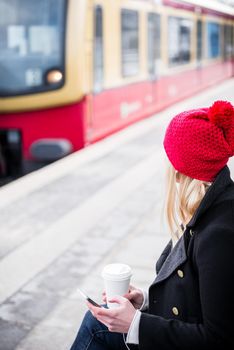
[154,234,187,285]
[155,240,172,274]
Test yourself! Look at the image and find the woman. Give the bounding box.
[70,100,234,349]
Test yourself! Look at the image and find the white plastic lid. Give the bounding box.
[102,263,132,281]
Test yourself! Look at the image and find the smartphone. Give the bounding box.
[77,288,102,308]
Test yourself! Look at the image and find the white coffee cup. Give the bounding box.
[102,263,132,308]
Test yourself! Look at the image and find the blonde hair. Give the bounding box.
[165,162,211,242]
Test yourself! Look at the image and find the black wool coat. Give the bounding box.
[139,166,234,350]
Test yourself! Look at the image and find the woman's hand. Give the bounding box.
[102,285,144,310]
[87,296,136,333]
[123,285,145,309]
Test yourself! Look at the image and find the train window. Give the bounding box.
[207,22,220,58]
[0,0,66,97]
[147,13,160,78]
[168,16,192,66]
[223,25,233,60]
[121,9,139,77]
[197,20,203,62]
[94,6,104,92]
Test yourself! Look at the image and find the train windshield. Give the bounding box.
[0,0,66,97]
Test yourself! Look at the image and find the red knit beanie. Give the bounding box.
[163,100,234,182]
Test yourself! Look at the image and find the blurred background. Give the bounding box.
[0,1,233,349]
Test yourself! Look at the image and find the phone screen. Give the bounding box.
[86,297,101,308]
[77,288,101,308]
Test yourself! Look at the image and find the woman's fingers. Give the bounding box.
[87,301,115,317]
[102,286,138,302]
[102,291,107,302]
[87,297,136,333]
[124,290,138,300]
[123,292,133,300]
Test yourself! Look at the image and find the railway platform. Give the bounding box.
[0,78,234,350]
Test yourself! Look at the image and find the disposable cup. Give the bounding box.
[102,263,132,308]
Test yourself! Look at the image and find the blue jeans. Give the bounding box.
[70,310,137,350]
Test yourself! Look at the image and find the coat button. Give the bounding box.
[189,229,194,236]
[172,307,179,316]
[177,269,184,278]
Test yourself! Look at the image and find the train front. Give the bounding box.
[0,0,88,177]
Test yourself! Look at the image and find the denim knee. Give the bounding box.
[82,310,107,335]
[70,310,126,350]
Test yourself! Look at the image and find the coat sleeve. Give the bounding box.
[139,208,234,349]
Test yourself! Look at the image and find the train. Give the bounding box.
[0,0,233,177]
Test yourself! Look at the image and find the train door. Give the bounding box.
[196,19,203,65]
[196,19,203,85]
[86,4,104,143]
[147,12,161,103]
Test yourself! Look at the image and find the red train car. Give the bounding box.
[0,0,233,177]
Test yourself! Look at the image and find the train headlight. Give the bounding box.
[46,70,63,84]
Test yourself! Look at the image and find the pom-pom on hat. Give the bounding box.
[163,100,234,182]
